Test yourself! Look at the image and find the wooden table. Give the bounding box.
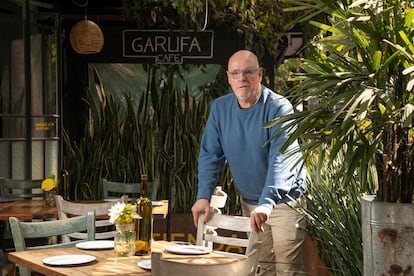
[0,199,56,221]
[0,199,169,221]
[8,240,239,276]
[0,199,169,251]
[8,242,165,275]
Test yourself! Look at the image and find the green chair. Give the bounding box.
[0,178,44,199]
[102,178,159,201]
[0,178,44,253]
[9,210,96,276]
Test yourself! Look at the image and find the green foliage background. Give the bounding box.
[64,64,239,214]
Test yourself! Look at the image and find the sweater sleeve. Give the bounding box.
[259,96,306,209]
[196,101,226,200]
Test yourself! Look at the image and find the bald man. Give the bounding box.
[192,50,307,275]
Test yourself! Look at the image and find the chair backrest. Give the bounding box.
[55,195,124,242]
[102,178,159,201]
[0,178,43,199]
[196,207,259,255]
[151,248,259,276]
[9,210,95,276]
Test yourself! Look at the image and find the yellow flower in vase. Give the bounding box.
[108,202,140,257]
[41,174,56,192]
[41,174,56,207]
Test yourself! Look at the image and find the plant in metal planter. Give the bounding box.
[303,146,364,275]
[268,0,414,274]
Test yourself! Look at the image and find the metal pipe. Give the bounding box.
[22,0,32,179]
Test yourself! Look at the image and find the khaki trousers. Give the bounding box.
[241,198,306,275]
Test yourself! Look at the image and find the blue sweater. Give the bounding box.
[197,86,306,209]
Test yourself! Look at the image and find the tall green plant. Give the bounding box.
[105,94,151,182]
[65,64,235,212]
[303,147,364,275]
[148,67,235,213]
[62,89,118,199]
[268,0,414,203]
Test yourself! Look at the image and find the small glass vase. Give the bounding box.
[44,189,56,207]
[114,223,136,257]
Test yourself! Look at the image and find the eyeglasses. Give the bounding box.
[226,68,260,79]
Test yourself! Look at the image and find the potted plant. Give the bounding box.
[268,0,414,274]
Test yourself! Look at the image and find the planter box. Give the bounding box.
[361,195,414,275]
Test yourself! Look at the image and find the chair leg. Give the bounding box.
[1,262,16,276]
[0,222,6,252]
[151,251,161,276]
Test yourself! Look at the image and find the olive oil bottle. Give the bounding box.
[135,174,152,255]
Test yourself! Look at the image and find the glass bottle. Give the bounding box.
[135,174,152,255]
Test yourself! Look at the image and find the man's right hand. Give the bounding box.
[191,199,210,227]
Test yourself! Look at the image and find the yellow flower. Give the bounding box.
[41,174,56,191]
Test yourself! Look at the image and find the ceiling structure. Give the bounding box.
[0,0,126,21]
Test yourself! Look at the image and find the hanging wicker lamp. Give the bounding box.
[69,19,104,54]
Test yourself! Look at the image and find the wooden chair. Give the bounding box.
[196,207,259,254]
[55,195,125,242]
[9,210,95,276]
[102,178,159,201]
[152,207,260,276]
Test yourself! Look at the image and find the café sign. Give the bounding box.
[123,30,214,64]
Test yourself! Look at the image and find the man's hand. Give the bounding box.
[250,205,272,232]
[191,199,210,227]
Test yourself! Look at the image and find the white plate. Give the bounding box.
[76,240,114,250]
[152,201,164,207]
[165,245,212,255]
[42,254,96,266]
[137,260,151,270]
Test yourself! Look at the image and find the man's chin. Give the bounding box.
[236,94,252,101]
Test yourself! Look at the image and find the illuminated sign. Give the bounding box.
[35,122,55,131]
[123,30,214,64]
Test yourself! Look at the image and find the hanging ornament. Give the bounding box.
[69,19,104,54]
[69,0,104,54]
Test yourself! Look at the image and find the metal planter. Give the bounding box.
[361,195,414,275]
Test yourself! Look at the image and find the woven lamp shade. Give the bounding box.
[69,20,104,54]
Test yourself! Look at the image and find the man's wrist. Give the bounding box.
[255,205,272,216]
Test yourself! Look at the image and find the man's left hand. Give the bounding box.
[250,205,271,232]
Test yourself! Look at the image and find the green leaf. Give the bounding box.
[372,51,382,71]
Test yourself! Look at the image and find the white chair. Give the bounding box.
[9,210,95,276]
[152,207,260,276]
[55,195,124,242]
[196,207,258,254]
